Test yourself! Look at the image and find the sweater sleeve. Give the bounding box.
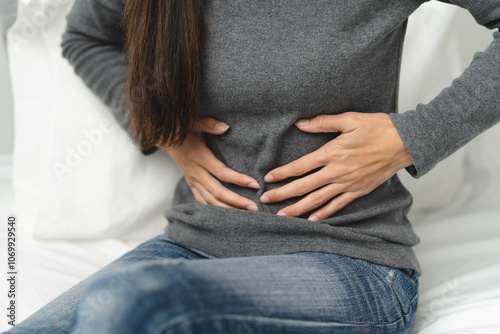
[389,0,500,178]
[61,0,158,156]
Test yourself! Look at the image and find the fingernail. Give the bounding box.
[277,211,287,216]
[295,119,309,127]
[264,174,274,182]
[216,122,230,132]
[246,205,259,212]
[308,215,319,222]
[260,195,270,203]
[248,182,261,189]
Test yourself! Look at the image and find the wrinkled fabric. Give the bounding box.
[61,0,500,276]
[2,233,420,333]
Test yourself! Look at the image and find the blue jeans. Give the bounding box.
[5,233,419,334]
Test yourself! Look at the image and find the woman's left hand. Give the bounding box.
[260,112,413,222]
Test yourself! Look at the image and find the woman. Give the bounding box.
[8,0,500,333]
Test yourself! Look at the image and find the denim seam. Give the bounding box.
[157,311,409,333]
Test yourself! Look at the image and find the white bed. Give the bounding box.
[1,1,499,333]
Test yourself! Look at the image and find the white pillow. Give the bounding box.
[8,0,182,240]
[7,0,485,240]
[8,0,57,235]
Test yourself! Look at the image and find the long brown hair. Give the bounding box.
[123,0,205,152]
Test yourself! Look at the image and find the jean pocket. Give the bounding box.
[356,259,419,318]
[398,268,419,289]
[377,264,418,292]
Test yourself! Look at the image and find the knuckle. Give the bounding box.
[280,202,302,217]
[292,160,307,175]
[317,115,327,129]
[272,168,283,179]
[336,166,352,177]
[293,182,308,196]
[358,187,371,196]
[343,111,355,119]
[286,206,301,217]
[336,198,346,209]
[310,192,328,206]
[345,112,360,125]
[206,186,222,200]
[212,189,223,200]
[205,197,216,205]
[215,168,233,182]
[266,191,279,202]
[322,146,335,163]
[188,176,200,186]
[344,165,355,175]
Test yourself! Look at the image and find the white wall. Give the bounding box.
[452,8,493,64]
[0,22,14,155]
[399,3,492,114]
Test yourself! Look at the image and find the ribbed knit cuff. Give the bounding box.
[389,110,435,179]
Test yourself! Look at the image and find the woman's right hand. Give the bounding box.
[159,117,260,212]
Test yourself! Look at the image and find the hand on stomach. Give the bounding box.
[158,117,261,212]
[260,112,413,222]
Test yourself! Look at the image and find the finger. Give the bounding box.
[211,164,261,190]
[196,173,259,211]
[260,170,329,203]
[276,183,344,218]
[195,183,238,209]
[264,148,326,183]
[193,117,230,135]
[295,112,357,133]
[198,145,260,189]
[307,192,360,222]
[190,187,207,204]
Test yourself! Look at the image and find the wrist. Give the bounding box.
[397,147,413,170]
[393,131,413,171]
[383,113,413,171]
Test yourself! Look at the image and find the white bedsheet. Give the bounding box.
[0,153,142,331]
[411,211,500,333]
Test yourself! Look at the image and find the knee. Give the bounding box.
[71,260,197,333]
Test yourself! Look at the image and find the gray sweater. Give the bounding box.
[61,0,500,276]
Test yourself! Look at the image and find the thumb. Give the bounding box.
[295,113,355,133]
[193,117,230,135]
